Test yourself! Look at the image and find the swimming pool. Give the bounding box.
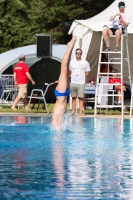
[0,116,133,199]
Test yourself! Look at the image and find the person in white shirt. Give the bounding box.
[103,1,131,52]
[69,48,90,115]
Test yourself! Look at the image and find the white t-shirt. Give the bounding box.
[111,12,131,29]
[69,59,90,84]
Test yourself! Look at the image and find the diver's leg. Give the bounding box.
[56,36,77,93]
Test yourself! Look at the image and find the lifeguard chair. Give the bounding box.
[94,27,131,117]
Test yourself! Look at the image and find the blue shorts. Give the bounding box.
[54,88,70,97]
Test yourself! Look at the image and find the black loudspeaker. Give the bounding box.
[36,35,52,58]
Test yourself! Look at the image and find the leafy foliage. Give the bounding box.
[0,0,114,53]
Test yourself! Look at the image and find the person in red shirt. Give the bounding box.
[108,69,126,104]
[11,54,35,110]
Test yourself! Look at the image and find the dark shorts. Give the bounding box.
[110,28,118,35]
[110,28,125,35]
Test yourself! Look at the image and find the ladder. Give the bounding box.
[94,31,131,117]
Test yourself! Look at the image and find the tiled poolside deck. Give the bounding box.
[0,112,132,119]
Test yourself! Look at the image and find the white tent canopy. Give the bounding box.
[0,44,67,74]
[69,0,133,82]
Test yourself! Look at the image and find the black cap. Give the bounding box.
[118,1,125,7]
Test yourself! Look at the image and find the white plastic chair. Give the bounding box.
[27,80,58,114]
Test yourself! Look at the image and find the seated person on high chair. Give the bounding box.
[102,1,131,52]
[108,69,126,105]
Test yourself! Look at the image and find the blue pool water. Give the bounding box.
[0,116,133,199]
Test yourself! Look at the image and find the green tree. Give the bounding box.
[0,0,38,53]
[0,0,114,53]
[28,0,114,44]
